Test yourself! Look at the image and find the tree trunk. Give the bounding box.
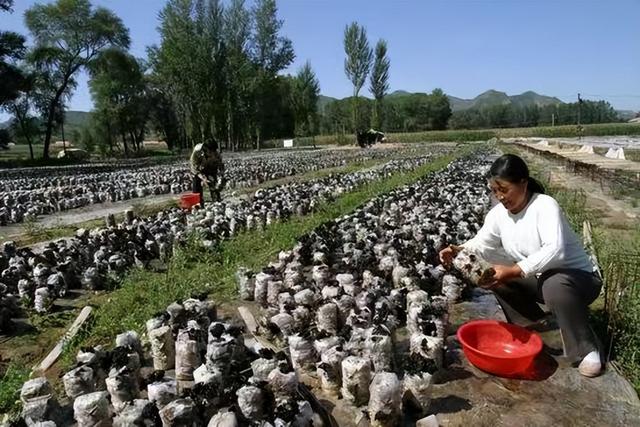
[13,105,34,160]
[42,103,57,160]
[42,72,75,160]
[121,130,129,156]
[129,130,138,152]
[227,97,233,151]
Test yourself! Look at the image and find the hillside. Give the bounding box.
[448,89,563,111]
[317,95,338,112]
[0,110,91,142]
[319,89,565,112]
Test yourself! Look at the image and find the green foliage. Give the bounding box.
[291,61,320,137]
[0,128,10,149]
[0,362,30,418]
[450,99,621,130]
[79,125,95,153]
[252,0,294,73]
[319,89,452,135]
[369,39,390,129]
[0,30,28,107]
[89,48,149,155]
[343,22,372,132]
[8,87,42,160]
[151,0,294,151]
[0,0,14,12]
[25,0,130,159]
[0,1,28,108]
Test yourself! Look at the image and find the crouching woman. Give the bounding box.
[439,154,603,377]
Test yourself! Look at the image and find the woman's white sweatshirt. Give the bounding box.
[462,193,594,278]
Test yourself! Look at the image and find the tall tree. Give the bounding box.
[251,0,294,148]
[0,0,13,11]
[292,61,320,137]
[343,22,372,132]
[89,48,149,156]
[7,72,41,160]
[0,0,28,107]
[25,0,130,159]
[223,0,252,150]
[152,0,226,148]
[369,39,389,130]
[429,88,451,130]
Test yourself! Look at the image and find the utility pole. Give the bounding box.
[577,93,582,126]
[552,113,555,127]
[61,109,67,155]
[577,93,583,140]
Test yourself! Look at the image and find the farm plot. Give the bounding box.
[0,146,424,226]
[10,150,489,426]
[238,155,491,425]
[0,145,455,330]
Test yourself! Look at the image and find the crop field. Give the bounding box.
[0,141,638,426]
[313,122,640,145]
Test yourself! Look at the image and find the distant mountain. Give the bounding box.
[510,90,563,108]
[448,90,562,111]
[318,89,565,112]
[317,95,338,112]
[447,95,474,111]
[387,90,415,98]
[64,111,92,129]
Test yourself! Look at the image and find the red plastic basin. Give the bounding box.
[457,319,543,377]
[179,192,201,209]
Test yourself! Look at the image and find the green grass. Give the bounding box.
[0,363,30,418]
[0,144,81,168]
[313,122,640,144]
[62,148,467,365]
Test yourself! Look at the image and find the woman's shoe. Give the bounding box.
[578,351,603,377]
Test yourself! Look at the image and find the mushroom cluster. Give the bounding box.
[0,146,428,225]
[237,152,492,424]
[0,147,452,326]
[0,209,186,323]
[184,151,451,248]
[21,298,326,427]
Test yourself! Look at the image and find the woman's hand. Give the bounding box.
[492,264,524,283]
[439,244,462,268]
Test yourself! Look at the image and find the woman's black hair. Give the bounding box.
[488,154,545,194]
[204,138,218,151]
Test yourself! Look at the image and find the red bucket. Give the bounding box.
[179,192,201,209]
[457,319,543,377]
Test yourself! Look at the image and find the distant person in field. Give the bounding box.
[356,128,385,148]
[190,138,225,205]
[439,154,604,378]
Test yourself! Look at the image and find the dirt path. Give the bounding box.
[435,289,640,426]
[0,193,180,243]
[510,145,640,229]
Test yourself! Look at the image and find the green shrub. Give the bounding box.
[0,363,30,418]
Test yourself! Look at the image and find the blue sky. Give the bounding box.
[2,0,639,112]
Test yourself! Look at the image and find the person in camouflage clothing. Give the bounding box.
[190,139,225,205]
